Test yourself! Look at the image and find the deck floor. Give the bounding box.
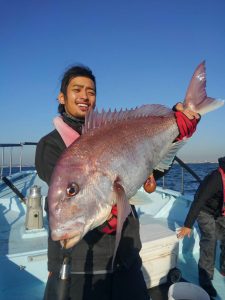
[148,282,171,300]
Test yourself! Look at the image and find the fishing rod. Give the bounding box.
[174,156,202,183]
[1,176,26,203]
[56,241,71,300]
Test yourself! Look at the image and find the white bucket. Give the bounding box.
[168,282,210,300]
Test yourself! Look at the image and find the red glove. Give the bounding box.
[175,111,199,141]
[100,205,118,234]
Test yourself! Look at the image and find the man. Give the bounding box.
[36,64,199,300]
[177,157,225,298]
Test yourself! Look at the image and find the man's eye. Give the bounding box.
[66,182,79,197]
[73,88,80,93]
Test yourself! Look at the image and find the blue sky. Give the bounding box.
[0,0,224,163]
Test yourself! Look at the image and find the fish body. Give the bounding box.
[48,61,224,255]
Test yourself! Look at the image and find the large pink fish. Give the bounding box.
[48,61,224,261]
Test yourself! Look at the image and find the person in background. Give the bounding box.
[177,156,225,298]
[35,64,200,300]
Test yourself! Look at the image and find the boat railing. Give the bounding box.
[160,156,202,195]
[162,167,185,194]
[0,142,37,178]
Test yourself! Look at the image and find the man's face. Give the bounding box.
[59,76,96,118]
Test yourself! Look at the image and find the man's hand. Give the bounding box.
[174,102,201,141]
[176,226,192,239]
[143,174,156,193]
[174,102,200,120]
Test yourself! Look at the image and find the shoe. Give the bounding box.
[200,282,217,298]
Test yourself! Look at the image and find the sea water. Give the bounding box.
[157,162,218,196]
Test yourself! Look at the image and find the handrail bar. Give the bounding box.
[0,142,37,147]
[0,142,37,178]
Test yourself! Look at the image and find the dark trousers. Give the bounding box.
[43,258,150,300]
[197,211,225,284]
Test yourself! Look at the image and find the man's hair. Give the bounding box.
[58,64,96,114]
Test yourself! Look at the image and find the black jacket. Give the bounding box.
[184,163,224,229]
[35,114,143,274]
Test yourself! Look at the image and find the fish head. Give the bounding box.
[48,159,113,248]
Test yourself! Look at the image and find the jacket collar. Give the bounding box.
[218,156,225,172]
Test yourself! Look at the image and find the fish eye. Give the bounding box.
[66,182,79,197]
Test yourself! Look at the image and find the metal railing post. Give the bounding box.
[181,167,184,194]
[1,147,4,178]
[19,143,24,172]
[9,147,13,176]
[162,176,165,189]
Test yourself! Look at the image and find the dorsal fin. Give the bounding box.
[83,104,173,134]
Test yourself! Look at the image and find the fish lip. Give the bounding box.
[51,228,81,241]
[51,218,86,242]
[60,236,81,249]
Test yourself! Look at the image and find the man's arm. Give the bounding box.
[144,102,201,192]
[35,132,65,185]
[177,172,218,238]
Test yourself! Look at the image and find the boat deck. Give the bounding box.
[0,172,224,299]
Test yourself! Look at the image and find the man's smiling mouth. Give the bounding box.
[77,103,89,110]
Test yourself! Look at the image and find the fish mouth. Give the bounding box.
[60,235,81,249]
[51,228,82,248]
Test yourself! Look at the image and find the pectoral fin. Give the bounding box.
[112,179,131,269]
[154,139,187,172]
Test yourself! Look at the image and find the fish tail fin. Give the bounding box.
[184,61,224,115]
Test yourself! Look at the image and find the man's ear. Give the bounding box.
[58,92,65,104]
